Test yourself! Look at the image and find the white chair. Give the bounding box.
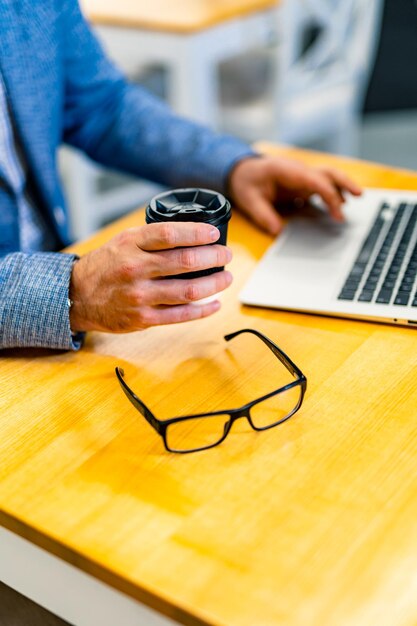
[220,0,385,156]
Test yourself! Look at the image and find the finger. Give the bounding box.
[319,167,363,197]
[239,191,283,235]
[146,244,233,278]
[137,222,220,251]
[146,271,233,305]
[305,172,346,222]
[137,300,222,328]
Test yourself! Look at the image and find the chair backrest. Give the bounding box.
[278,0,385,107]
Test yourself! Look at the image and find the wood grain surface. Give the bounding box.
[1,146,417,626]
[81,0,279,33]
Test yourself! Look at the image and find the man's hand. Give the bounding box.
[228,155,363,235]
[69,223,232,333]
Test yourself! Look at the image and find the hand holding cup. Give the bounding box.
[69,191,233,333]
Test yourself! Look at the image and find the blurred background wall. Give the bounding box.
[63,0,417,240]
[361,0,417,169]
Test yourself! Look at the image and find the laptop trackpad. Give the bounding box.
[278,217,352,260]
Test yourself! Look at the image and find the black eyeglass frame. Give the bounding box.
[115,328,307,454]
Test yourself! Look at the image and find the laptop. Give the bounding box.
[240,188,417,327]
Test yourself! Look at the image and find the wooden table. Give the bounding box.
[1,145,417,626]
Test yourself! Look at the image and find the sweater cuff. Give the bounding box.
[0,252,84,351]
[205,139,259,195]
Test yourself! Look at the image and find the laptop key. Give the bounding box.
[362,283,377,295]
[394,293,410,306]
[376,290,392,304]
[358,291,374,302]
[338,290,357,301]
[398,283,413,293]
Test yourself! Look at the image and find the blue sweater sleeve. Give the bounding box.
[61,0,256,193]
[0,252,83,350]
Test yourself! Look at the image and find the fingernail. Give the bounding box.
[225,248,233,262]
[210,227,220,241]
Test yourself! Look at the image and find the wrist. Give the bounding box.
[225,153,261,200]
[69,257,87,333]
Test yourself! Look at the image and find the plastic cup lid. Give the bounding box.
[146,188,231,226]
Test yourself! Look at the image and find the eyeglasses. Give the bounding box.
[115,328,307,453]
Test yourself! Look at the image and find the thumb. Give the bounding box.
[236,191,283,236]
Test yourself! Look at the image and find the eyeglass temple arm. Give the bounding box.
[115,367,162,434]
[224,329,305,379]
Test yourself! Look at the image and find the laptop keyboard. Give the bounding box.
[338,202,417,307]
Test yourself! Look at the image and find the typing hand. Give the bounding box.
[69,223,232,333]
[227,155,363,235]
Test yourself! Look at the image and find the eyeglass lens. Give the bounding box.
[165,382,302,451]
[166,413,231,452]
[249,384,303,430]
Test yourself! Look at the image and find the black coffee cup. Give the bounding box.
[146,188,232,279]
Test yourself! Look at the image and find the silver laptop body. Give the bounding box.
[240,188,417,328]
